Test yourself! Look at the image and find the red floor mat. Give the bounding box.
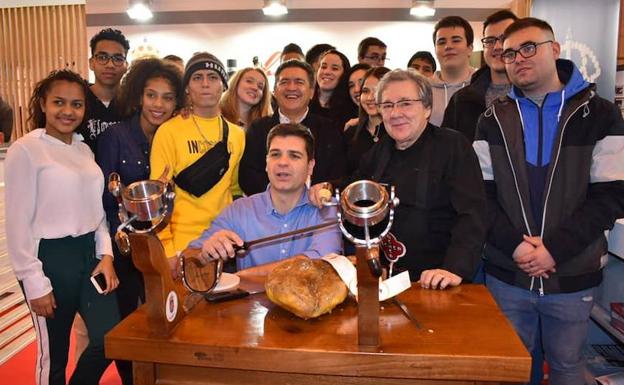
[0,332,121,384]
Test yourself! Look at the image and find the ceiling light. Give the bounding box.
[127,1,153,21]
[263,0,288,16]
[410,0,436,18]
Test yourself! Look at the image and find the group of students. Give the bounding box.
[4,10,624,385]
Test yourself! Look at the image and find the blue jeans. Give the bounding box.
[472,258,485,284]
[486,274,595,385]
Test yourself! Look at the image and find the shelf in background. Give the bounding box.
[592,304,624,345]
[584,343,624,379]
[608,219,624,261]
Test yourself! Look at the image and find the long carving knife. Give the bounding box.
[393,297,423,330]
[234,220,339,255]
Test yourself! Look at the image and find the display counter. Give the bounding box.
[106,277,531,385]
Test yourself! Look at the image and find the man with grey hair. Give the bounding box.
[310,69,486,289]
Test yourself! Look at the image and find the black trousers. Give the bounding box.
[27,232,120,385]
[112,241,145,385]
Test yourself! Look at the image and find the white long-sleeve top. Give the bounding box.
[5,129,112,300]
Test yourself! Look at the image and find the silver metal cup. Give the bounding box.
[122,180,167,221]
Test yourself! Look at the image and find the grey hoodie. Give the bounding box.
[429,68,475,127]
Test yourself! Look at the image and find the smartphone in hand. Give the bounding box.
[90,273,107,294]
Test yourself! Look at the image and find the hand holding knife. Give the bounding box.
[198,220,339,263]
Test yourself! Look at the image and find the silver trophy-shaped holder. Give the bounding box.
[326,180,399,277]
[108,173,176,254]
[108,173,223,295]
[324,180,399,350]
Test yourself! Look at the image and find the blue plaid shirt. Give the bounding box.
[189,186,342,269]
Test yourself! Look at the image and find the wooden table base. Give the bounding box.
[135,361,518,385]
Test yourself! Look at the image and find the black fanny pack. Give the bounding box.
[174,118,230,197]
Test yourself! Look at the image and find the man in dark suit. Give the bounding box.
[240,60,346,196]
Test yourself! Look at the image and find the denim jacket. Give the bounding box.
[96,113,150,236]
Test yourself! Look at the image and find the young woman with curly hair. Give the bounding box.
[95,58,184,384]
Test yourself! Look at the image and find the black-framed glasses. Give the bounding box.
[377,99,421,114]
[93,53,126,66]
[501,40,553,64]
[481,34,505,48]
[363,54,387,63]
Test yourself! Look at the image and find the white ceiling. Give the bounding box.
[86,0,514,14]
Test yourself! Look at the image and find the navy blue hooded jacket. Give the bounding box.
[474,59,624,294]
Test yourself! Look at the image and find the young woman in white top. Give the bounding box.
[5,69,119,385]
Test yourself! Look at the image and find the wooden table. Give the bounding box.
[105,282,531,385]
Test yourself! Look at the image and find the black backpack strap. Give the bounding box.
[221,116,230,153]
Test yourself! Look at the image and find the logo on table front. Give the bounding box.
[165,290,178,322]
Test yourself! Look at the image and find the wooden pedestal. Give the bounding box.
[355,245,380,350]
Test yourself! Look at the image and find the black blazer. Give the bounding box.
[350,124,486,280]
[239,111,347,196]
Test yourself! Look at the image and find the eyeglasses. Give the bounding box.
[93,53,126,66]
[501,40,553,64]
[363,54,387,63]
[481,34,505,48]
[377,99,421,114]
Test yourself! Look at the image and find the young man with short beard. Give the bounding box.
[474,18,624,384]
[442,10,518,141]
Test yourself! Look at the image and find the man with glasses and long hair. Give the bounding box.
[473,17,624,385]
[77,28,130,153]
[310,69,486,289]
[442,10,518,141]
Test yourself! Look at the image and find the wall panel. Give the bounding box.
[0,4,88,141]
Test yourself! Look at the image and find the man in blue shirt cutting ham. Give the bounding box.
[188,123,342,270]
